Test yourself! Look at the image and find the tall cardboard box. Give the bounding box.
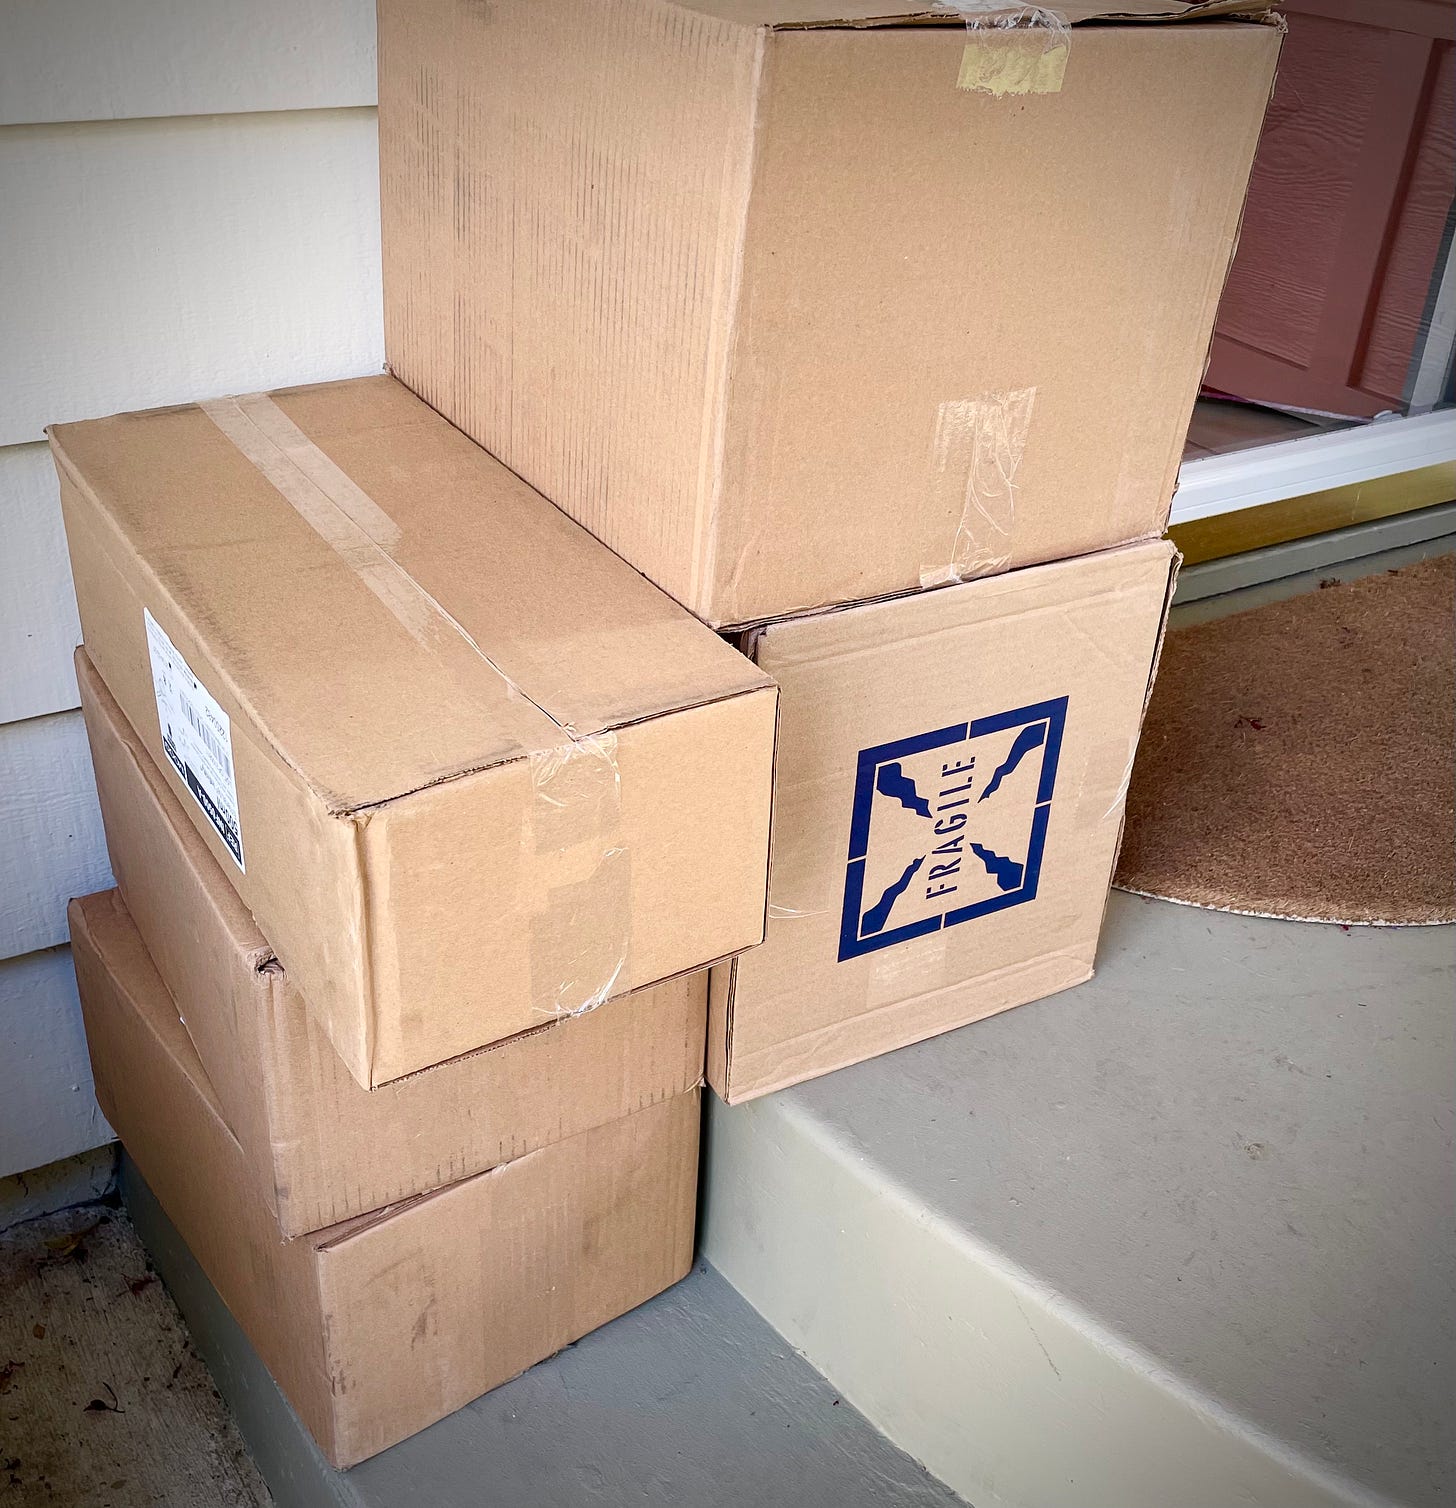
[70,889,699,1468]
[50,375,777,1088]
[379,0,1278,626]
[709,540,1176,1103]
[77,647,706,1237]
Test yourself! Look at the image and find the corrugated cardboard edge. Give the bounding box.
[694,27,768,617]
[706,956,740,1100]
[763,2,1279,30]
[1086,544,1180,970]
[706,618,784,1103]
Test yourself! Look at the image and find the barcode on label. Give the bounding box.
[144,606,245,872]
[181,696,232,774]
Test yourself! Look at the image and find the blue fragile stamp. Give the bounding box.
[838,697,1068,961]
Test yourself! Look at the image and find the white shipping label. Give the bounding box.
[144,608,245,871]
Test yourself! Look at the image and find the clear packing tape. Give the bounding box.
[935,2,1073,97]
[921,387,1037,589]
[919,5,1067,586]
[201,393,630,1026]
[526,733,630,1021]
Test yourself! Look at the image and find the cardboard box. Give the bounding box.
[76,647,706,1238]
[707,539,1177,1103]
[379,1,1278,627]
[51,375,777,1088]
[69,888,698,1468]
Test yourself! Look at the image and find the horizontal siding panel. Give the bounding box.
[0,711,112,962]
[0,443,81,724]
[0,0,376,126]
[0,945,113,1179]
[1,109,384,446]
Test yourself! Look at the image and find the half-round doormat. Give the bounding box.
[1115,553,1455,926]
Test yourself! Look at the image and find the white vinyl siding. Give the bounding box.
[0,1,381,1177]
[0,0,375,126]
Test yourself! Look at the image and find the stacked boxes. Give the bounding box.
[376,0,1281,1100]
[57,0,1280,1466]
[56,381,776,1464]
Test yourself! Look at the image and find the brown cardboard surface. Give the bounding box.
[76,649,707,1237]
[379,4,1276,626]
[667,2,1272,23]
[69,889,699,1469]
[707,539,1177,1103]
[50,375,776,1087]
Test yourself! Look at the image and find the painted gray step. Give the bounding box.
[703,893,1455,1508]
[120,1155,965,1508]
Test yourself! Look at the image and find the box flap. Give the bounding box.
[50,376,770,813]
[68,890,238,1144]
[667,1,1274,29]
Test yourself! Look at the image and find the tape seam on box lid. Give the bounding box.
[935,2,1072,97]
[201,393,570,737]
[203,394,631,1024]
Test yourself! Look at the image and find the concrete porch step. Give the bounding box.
[122,1156,966,1508]
[703,892,1454,1508]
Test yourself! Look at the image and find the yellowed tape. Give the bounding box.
[957,36,1068,96]
[937,2,1071,97]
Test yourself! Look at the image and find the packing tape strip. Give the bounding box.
[527,731,631,1019]
[936,2,1071,97]
[202,393,631,1017]
[200,393,565,728]
[921,386,1037,588]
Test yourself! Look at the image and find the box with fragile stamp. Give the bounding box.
[709,540,1177,1102]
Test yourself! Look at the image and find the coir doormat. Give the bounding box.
[1115,553,1455,926]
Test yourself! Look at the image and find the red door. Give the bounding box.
[1207,0,1455,418]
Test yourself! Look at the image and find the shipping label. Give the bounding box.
[144,608,245,871]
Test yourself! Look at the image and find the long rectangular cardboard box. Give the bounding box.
[77,647,705,1237]
[70,888,698,1468]
[379,0,1278,627]
[51,375,777,1088]
[709,539,1177,1102]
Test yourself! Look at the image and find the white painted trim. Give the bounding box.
[0,0,376,127]
[1408,234,1456,416]
[1171,409,1456,525]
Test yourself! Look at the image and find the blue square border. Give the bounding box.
[837,696,1068,962]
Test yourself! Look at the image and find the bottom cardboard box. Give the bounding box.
[69,889,698,1468]
[709,540,1178,1102]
